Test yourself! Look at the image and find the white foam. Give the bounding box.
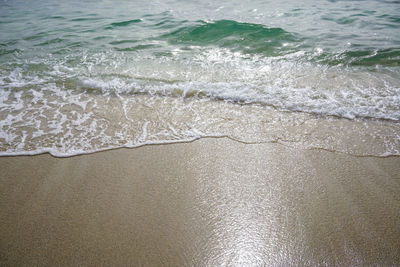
[1,47,400,157]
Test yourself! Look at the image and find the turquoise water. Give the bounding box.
[0,0,400,156]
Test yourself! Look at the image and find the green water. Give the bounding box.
[0,0,400,155]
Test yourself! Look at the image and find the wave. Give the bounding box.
[1,45,399,121]
[1,84,399,157]
[161,20,300,56]
[157,19,400,67]
[315,48,400,66]
[1,13,400,157]
[107,19,142,28]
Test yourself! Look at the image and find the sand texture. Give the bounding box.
[1,138,400,266]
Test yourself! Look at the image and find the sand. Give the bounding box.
[0,137,399,266]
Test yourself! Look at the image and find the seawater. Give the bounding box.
[0,0,399,156]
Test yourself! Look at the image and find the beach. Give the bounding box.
[1,0,400,265]
[1,137,399,266]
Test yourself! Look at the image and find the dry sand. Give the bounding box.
[0,137,400,266]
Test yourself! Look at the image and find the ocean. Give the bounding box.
[0,0,399,156]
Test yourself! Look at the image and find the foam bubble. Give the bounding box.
[1,46,399,157]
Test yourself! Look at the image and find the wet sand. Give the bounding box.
[0,137,399,266]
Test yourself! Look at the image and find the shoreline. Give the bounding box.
[2,135,400,159]
[2,94,400,158]
[1,137,400,265]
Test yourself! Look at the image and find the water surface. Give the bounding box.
[0,0,399,156]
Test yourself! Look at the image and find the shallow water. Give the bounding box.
[0,0,399,156]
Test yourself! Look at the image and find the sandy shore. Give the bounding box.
[0,137,399,266]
